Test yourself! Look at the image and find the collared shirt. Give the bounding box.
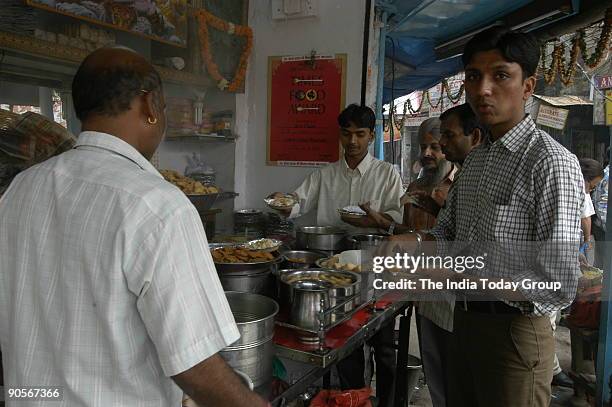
[290,153,404,233]
[593,165,609,229]
[408,163,459,332]
[582,188,595,219]
[402,163,459,231]
[0,131,239,407]
[430,116,582,316]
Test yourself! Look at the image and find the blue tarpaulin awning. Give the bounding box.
[378,0,540,102]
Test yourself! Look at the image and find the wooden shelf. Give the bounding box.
[0,31,211,87]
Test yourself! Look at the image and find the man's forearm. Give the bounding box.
[173,354,267,407]
[581,217,592,241]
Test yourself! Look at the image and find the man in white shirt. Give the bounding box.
[270,104,402,407]
[0,47,267,407]
[271,104,403,234]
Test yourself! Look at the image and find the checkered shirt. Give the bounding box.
[429,115,583,317]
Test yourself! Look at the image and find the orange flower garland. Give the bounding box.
[196,10,253,92]
[540,8,611,86]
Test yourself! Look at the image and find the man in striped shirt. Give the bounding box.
[0,47,268,407]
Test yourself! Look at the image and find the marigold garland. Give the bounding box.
[195,10,253,92]
[540,8,611,86]
[387,78,465,130]
[578,9,611,68]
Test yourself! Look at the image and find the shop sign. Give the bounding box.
[536,104,569,130]
[267,54,346,166]
[595,75,612,89]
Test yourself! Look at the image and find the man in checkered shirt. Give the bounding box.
[393,27,582,406]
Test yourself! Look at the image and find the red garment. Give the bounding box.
[568,285,601,329]
[310,387,373,407]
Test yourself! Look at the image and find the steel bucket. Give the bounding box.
[220,292,278,389]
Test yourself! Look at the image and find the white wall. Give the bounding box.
[235,0,370,216]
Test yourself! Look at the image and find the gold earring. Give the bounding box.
[147,117,158,125]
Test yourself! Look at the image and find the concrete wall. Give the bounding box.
[235,0,371,220]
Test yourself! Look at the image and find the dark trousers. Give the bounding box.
[592,222,606,269]
[416,314,451,407]
[337,320,396,407]
[448,307,554,407]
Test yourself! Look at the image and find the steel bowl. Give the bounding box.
[347,233,388,250]
[295,226,347,251]
[279,249,327,269]
[240,238,282,253]
[213,252,282,275]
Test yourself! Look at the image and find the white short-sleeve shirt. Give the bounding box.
[0,131,239,406]
[582,188,595,218]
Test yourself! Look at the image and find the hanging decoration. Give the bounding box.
[442,79,465,104]
[540,8,611,86]
[195,9,253,92]
[386,79,465,131]
[426,85,444,109]
[540,43,560,85]
[578,8,612,68]
[559,38,580,85]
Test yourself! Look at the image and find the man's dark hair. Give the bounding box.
[72,53,162,121]
[579,158,604,182]
[462,26,540,78]
[440,103,485,137]
[338,104,376,131]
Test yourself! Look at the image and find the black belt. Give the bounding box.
[455,299,522,315]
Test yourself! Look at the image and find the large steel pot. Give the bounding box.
[213,249,281,296]
[217,269,275,297]
[347,233,388,251]
[295,226,347,252]
[214,254,281,274]
[220,292,278,389]
[278,269,360,321]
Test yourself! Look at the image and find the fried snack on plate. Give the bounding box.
[159,169,219,195]
[211,246,275,263]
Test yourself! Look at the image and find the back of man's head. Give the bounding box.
[462,26,540,79]
[579,158,604,182]
[338,104,376,131]
[72,47,162,123]
[440,103,485,137]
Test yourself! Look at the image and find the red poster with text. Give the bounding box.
[268,55,346,166]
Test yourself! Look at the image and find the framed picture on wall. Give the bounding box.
[267,54,346,167]
[26,0,188,47]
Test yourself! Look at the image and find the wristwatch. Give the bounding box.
[387,221,396,235]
